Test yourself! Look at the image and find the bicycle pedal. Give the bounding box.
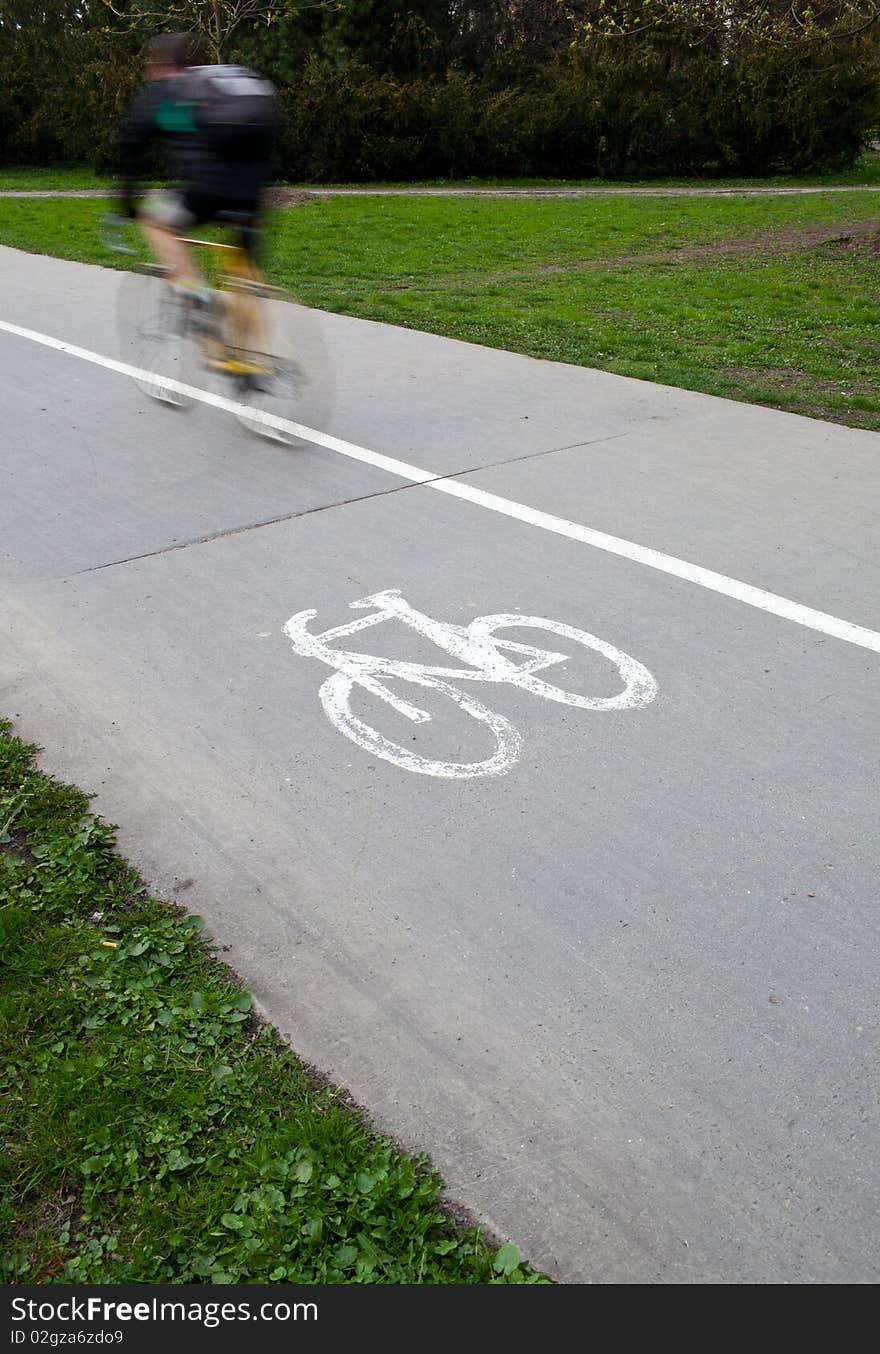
[174,291,214,335]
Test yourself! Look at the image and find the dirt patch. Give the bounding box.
[9,1190,85,1282]
[703,216,880,258]
[724,364,812,392]
[533,217,880,271]
[726,364,879,397]
[723,365,880,427]
[262,187,320,208]
[1,826,35,862]
[371,218,880,293]
[811,226,880,257]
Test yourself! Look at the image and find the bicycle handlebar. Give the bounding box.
[99,213,138,256]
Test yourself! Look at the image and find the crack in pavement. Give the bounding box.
[68,431,630,577]
[69,481,416,576]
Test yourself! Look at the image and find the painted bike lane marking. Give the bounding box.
[2,316,880,657]
[283,588,658,778]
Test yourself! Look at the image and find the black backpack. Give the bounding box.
[189,65,282,160]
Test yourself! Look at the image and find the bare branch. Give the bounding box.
[98,0,338,63]
[567,0,880,46]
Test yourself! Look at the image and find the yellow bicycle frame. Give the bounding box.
[180,236,269,377]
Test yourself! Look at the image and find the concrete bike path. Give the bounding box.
[1,246,878,1284]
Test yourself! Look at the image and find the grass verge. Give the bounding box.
[0,720,546,1284]
[0,168,115,191]
[0,189,879,427]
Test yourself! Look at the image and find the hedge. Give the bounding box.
[1,33,876,180]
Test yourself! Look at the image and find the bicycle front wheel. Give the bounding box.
[216,285,333,445]
[468,614,658,711]
[116,266,197,406]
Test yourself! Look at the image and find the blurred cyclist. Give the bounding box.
[117,32,280,300]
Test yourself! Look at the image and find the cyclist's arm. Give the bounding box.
[117,88,158,219]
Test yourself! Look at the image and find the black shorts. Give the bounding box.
[142,188,260,257]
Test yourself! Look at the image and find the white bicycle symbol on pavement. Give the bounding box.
[283,589,658,779]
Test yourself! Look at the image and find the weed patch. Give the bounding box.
[0,720,545,1285]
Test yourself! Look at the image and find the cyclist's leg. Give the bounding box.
[216,199,266,361]
[230,202,260,270]
[138,189,203,286]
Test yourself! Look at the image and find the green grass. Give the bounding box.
[0,167,115,191]
[0,721,546,1285]
[0,189,879,427]
[257,192,880,429]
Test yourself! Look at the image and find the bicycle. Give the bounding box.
[284,588,658,778]
[102,214,330,444]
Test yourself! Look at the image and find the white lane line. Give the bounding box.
[3,316,880,657]
[0,320,436,486]
[435,479,880,654]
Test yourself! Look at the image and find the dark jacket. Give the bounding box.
[118,71,269,206]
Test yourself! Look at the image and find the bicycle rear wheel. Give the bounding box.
[214,282,333,445]
[116,265,198,407]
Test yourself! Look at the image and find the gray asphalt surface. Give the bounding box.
[2,246,878,1284]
